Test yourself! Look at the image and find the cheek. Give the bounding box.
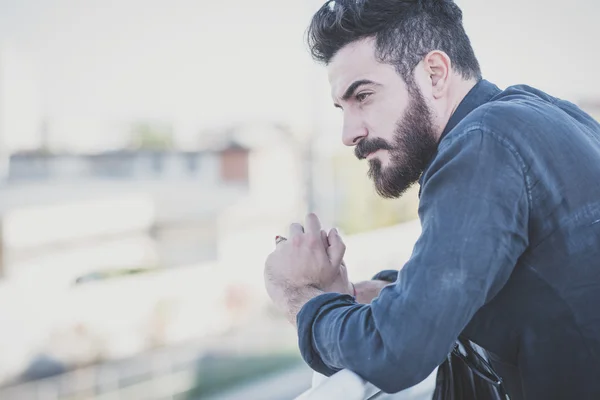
[365,104,402,141]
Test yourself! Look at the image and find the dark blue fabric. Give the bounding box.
[371,269,399,283]
[296,80,600,399]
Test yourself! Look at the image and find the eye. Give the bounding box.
[355,92,372,102]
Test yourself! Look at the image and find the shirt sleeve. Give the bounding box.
[371,269,399,283]
[296,128,530,393]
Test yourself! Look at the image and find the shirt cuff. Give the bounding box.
[371,269,398,283]
[296,292,356,377]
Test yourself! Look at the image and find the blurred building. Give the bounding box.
[0,121,306,387]
[7,145,248,185]
[0,122,303,278]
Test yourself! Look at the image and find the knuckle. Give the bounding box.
[306,234,321,248]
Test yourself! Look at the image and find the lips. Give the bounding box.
[366,150,380,160]
[355,138,392,160]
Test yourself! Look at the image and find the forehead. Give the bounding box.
[327,38,401,99]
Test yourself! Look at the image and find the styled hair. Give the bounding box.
[306,0,482,87]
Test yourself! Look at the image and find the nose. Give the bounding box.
[342,112,367,147]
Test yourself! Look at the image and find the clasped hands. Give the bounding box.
[264,213,389,325]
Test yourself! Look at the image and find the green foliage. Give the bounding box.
[332,150,420,235]
[184,352,302,399]
[129,121,174,150]
[73,266,158,285]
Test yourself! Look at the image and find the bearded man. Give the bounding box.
[264,1,600,398]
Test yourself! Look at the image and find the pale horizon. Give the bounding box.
[0,0,598,151]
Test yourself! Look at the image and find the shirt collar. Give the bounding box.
[417,79,501,191]
[438,79,502,142]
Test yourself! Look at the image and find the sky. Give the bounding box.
[0,0,598,151]
[0,0,316,119]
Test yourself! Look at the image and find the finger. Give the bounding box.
[320,229,329,249]
[305,213,322,235]
[327,228,346,267]
[289,223,304,238]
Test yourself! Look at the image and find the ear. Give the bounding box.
[423,50,451,99]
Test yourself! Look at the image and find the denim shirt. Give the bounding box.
[296,80,600,399]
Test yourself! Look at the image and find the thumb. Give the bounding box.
[327,228,346,267]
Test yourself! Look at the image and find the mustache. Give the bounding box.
[354,137,393,160]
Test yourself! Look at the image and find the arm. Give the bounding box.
[297,129,530,393]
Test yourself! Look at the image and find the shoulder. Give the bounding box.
[440,85,563,152]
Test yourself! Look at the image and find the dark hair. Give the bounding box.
[306,0,481,87]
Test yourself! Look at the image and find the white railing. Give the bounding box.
[294,370,380,400]
[296,368,438,400]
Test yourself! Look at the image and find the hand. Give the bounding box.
[264,213,353,324]
[353,280,390,304]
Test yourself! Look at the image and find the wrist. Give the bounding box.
[286,285,324,326]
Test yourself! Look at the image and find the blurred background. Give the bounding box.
[0,0,598,399]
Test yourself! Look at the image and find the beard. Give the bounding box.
[354,87,439,199]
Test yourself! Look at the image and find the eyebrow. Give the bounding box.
[334,79,379,108]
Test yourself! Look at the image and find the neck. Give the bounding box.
[437,77,478,139]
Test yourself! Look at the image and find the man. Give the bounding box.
[263,0,600,398]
